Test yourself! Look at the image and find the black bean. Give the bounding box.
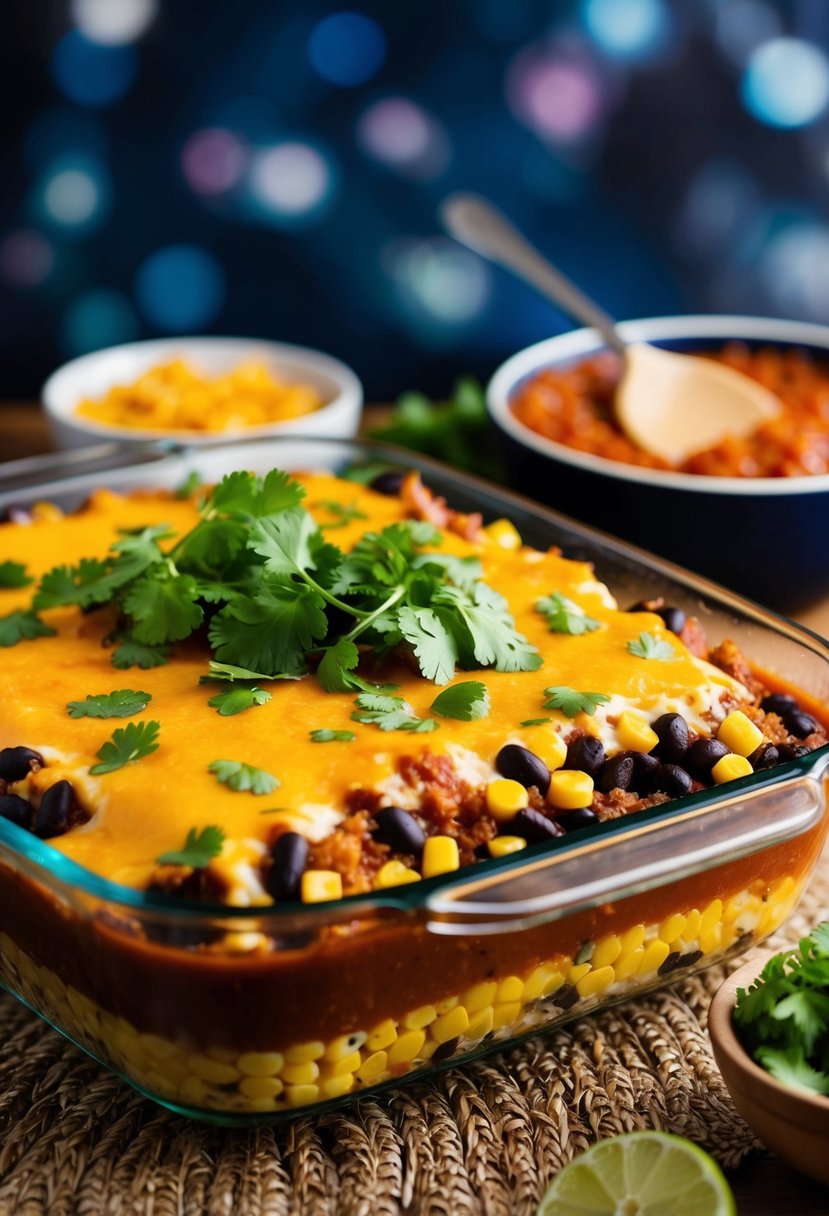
[749,743,780,771]
[0,746,43,784]
[33,781,73,839]
[433,1037,459,1062]
[513,807,565,843]
[598,753,635,793]
[777,743,811,762]
[495,744,551,795]
[759,693,797,716]
[631,751,661,793]
[266,832,309,902]
[564,736,605,779]
[372,806,426,855]
[685,738,730,778]
[557,806,599,832]
[651,763,693,797]
[554,985,580,1010]
[783,708,820,739]
[369,469,406,496]
[659,606,686,635]
[652,713,689,764]
[657,951,682,976]
[0,793,32,829]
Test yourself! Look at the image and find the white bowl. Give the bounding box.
[42,336,363,449]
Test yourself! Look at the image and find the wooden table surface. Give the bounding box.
[3,401,829,1214]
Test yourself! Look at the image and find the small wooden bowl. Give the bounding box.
[709,953,829,1187]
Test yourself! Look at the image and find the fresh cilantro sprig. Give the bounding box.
[89,720,160,775]
[313,500,368,529]
[207,685,272,716]
[536,592,600,636]
[67,689,152,719]
[310,728,356,743]
[208,759,280,795]
[17,467,540,688]
[735,922,829,1096]
[627,631,676,661]
[156,825,225,868]
[351,692,437,733]
[430,681,490,722]
[543,686,611,718]
[0,561,32,588]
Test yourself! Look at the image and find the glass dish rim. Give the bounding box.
[2,433,829,925]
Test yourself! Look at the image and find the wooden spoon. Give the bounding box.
[441,193,781,465]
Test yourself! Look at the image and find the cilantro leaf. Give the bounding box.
[434,582,542,674]
[430,681,490,721]
[209,579,327,677]
[310,728,356,743]
[34,558,110,610]
[0,560,32,588]
[772,990,829,1056]
[627,631,676,661]
[207,469,305,519]
[205,660,291,682]
[398,606,459,685]
[208,759,280,795]
[351,693,437,733]
[536,592,601,636]
[111,636,170,669]
[755,1046,829,1096]
[0,610,56,647]
[521,717,552,726]
[542,686,611,717]
[124,571,204,644]
[317,637,361,692]
[156,825,225,868]
[67,689,152,719]
[313,500,368,530]
[174,470,202,500]
[247,509,319,578]
[207,685,272,716]
[89,720,160,775]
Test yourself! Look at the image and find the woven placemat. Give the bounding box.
[2,852,828,1216]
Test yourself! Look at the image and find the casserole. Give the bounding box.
[1,438,828,1123]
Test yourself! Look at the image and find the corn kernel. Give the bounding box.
[524,727,568,772]
[637,940,670,975]
[374,860,421,889]
[238,1050,285,1076]
[700,924,723,954]
[614,947,645,979]
[484,518,521,550]
[435,996,459,1014]
[491,1001,522,1030]
[592,934,622,969]
[717,710,764,758]
[466,1007,495,1040]
[576,965,616,998]
[187,1054,240,1085]
[497,976,524,1003]
[700,899,723,936]
[320,1072,355,1100]
[567,962,592,984]
[285,1084,320,1107]
[329,1050,363,1077]
[388,1030,426,1067]
[486,779,529,821]
[301,870,343,903]
[207,1045,238,1064]
[283,1040,325,1064]
[422,836,460,878]
[431,1005,470,1044]
[323,1033,366,1063]
[357,1050,388,1082]
[180,1076,208,1104]
[240,1075,284,1100]
[462,981,497,1014]
[711,754,753,784]
[616,711,659,754]
[684,909,701,938]
[488,835,527,858]
[620,924,646,952]
[281,1060,320,1086]
[404,1005,437,1031]
[548,770,594,810]
[367,1019,398,1051]
[659,914,686,945]
[522,964,563,1002]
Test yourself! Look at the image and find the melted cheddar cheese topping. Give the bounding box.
[0,473,745,898]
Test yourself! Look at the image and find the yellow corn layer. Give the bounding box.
[717,710,764,758]
[0,870,803,1117]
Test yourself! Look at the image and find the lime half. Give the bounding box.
[537,1131,736,1216]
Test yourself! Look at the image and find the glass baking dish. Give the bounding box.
[1,436,828,1125]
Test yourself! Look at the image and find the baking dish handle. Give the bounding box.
[424,769,827,936]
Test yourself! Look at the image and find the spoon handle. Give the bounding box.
[440,193,626,356]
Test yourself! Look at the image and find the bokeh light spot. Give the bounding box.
[743,38,829,128]
[0,230,55,288]
[675,159,760,259]
[51,31,137,107]
[38,155,111,234]
[583,0,669,62]
[714,0,780,68]
[308,12,386,87]
[386,238,491,327]
[71,0,158,45]
[249,143,332,216]
[760,222,829,320]
[135,245,224,332]
[182,128,247,196]
[357,98,450,179]
[507,47,604,144]
[61,288,139,355]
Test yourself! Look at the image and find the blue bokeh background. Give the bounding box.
[1,0,828,399]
